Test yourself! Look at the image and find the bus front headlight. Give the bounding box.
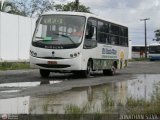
[70,52,80,58]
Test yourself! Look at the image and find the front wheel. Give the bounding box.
[40,69,50,78]
[82,60,92,78]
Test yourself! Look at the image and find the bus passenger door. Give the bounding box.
[83,21,97,49]
[81,20,98,70]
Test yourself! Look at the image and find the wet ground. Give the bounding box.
[0,61,160,114]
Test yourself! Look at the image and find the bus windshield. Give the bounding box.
[149,46,160,54]
[33,15,85,46]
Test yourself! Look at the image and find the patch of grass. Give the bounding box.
[118,83,160,114]
[64,104,88,119]
[129,58,149,61]
[101,89,115,113]
[64,103,104,120]
[125,97,152,114]
[0,62,30,70]
[64,103,90,114]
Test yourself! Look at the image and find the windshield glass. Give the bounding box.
[149,46,160,54]
[33,15,85,46]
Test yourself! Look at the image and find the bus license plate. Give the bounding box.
[48,61,57,64]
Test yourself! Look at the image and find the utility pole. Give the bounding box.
[140,18,150,58]
[1,0,6,10]
[75,0,79,12]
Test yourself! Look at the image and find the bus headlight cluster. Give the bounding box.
[70,52,80,58]
[30,50,37,57]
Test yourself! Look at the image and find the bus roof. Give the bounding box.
[43,11,94,18]
[42,11,128,28]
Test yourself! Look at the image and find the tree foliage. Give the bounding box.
[54,2,90,13]
[0,1,90,17]
[0,1,22,15]
[154,29,160,41]
[13,0,53,17]
[0,0,53,17]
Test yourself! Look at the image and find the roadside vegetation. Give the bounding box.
[0,62,30,70]
[64,84,160,117]
[129,58,149,61]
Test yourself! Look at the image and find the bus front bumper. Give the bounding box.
[30,56,82,71]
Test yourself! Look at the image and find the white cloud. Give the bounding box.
[54,0,160,45]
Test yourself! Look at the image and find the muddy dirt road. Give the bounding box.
[0,61,160,99]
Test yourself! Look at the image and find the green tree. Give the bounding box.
[0,1,22,15]
[54,2,90,13]
[154,29,160,41]
[14,0,53,17]
[1,1,90,17]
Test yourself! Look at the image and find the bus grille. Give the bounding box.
[38,57,65,59]
[36,64,70,68]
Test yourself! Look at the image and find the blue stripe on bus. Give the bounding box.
[149,56,160,60]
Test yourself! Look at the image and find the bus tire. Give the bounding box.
[103,67,115,76]
[103,62,117,76]
[82,60,92,78]
[40,69,50,78]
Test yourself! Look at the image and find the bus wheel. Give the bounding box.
[82,60,92,78]
[103,64,116,76]
[40,69,50,78]
[110,66,116,75]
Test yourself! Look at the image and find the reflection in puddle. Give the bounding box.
[0,96,30,114]
[0,81,62,88]
[0,90,20,93]
[0,74,160,114]
[126,74,160,100]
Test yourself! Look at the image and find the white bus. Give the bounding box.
[149,43,160,61]
[30,12,129,77]
[132,45,148,58]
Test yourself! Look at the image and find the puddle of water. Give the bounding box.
[0,74,160,114]
[125,74,160,100]
[0,96,30,114]
[0,90,21,93]
[0,81,62,88]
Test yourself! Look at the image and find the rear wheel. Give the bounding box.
[103,62,117,76]
[40,69,50,78]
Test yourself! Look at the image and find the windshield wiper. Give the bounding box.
[55,33,76,45]
[35,37,43,40]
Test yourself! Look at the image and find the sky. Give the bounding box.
[53,0,160,45]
